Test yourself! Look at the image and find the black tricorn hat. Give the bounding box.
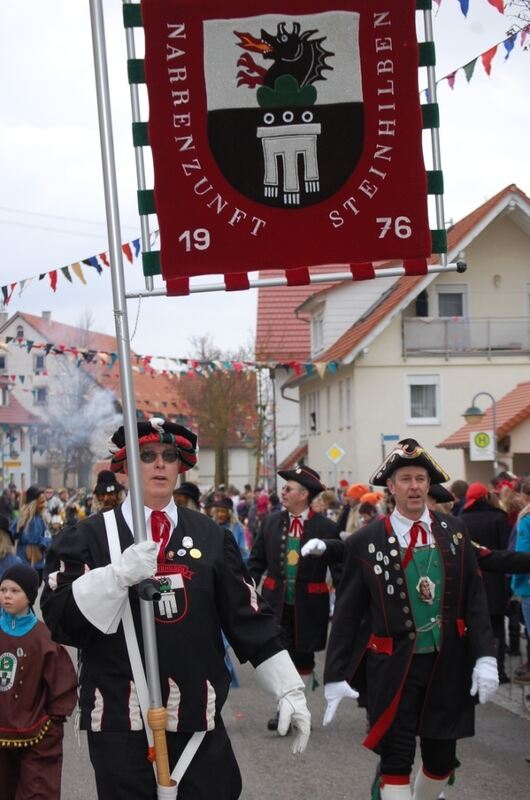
[94,470,119,496]
[173,481,201,505]
[278,464,325,497]
[370,439,450,486]
[428,483,454,504]
[109,416,197,475]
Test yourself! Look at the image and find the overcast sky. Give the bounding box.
[1,1,528,359]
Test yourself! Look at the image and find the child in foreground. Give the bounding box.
[0,564,77,800]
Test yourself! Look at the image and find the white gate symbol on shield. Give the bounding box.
[256,120,321,205]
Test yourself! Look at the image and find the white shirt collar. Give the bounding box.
[390,506,432,547]
[289,507,310,522]
[121,493,178,538]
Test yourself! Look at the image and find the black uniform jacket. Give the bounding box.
[248,509,343,653]
[324,512,495,750]
[461,501,511,616]
[472,540,530,574]
[41,506,283,733]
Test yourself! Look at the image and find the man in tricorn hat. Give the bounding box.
[92,469,124,514]
[248,463,343,729]
[41,417,310,800]
[323,439,498,800]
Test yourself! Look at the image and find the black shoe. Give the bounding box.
[499,673,511,684]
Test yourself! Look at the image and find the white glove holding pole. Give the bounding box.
[323,681,360,726]
[301,538,327,557]
[255,650,311,754]
[73,541,158,634]
[470,655,499,703]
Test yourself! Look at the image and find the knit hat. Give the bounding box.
[370,439,450,486]
[359,491,383,506]
[212,496,234,510]
[463,482,489,510]
[24,485,43,505]
[173,482,201,506]
[94,470,119,496]
[108,416,197,475]
[347,483,369,501]
[1,564,39,607]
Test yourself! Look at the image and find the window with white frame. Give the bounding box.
[0,355,6,373]
[312,309,324,353]
[406,374,441,425]
[307,390,320,433]
[436,284,468,318]
[325,385,331,432]
[34,387,48,406]
[338,380,344,429]
[345,377,352,428]
[34,353,46,372]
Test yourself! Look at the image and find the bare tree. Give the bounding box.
[179,335,258,488]
[507,1,530,38]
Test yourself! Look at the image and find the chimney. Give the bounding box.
[42,311,52,324]
[0,311,8,328]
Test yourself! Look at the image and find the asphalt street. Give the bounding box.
[59,650,530,800]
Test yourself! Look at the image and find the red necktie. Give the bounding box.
[289,515,304,538]
[402,522,427,568]
[150,511,171,563]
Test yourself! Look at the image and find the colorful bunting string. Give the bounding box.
[0,236,142,306]
[421,28,528,95]
[0,335,340,379]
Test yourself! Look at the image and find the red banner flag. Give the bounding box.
[142,0,431,283]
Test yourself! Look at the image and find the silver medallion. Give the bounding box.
[374,565,382,575]
[441,521,448,529]
[387,585,394,595]
[383,556,389,565]
[388,537,396,544]
[416,576,435,605]
[390,549,398,557]
[368,543,376,554]
[182,536,193,549]
[376,551,383,562]
[177,548,186,557]
[384,570,389,581]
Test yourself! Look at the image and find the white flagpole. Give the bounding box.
[88,0,173,789]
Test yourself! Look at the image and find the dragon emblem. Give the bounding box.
[235,22,334,91]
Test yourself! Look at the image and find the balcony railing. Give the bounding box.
[403,317,530,357]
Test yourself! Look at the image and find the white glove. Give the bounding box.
[73,541,158,635]
[323,680,359,726]
[115,541,158,588]
[470,656,499,704]
[255,650,311,754]
[301,538,327,557]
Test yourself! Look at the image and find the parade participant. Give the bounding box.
[323,439,498,800]
[11,486,51,586]
[248,464,343,730]
[337,482,369,539]
[42,417,310,800]
[0,564,77,800]
[172,481,201,512]
[0,514,21,580]
[92,469,124,514]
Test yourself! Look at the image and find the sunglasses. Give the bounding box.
[140,449,179,464]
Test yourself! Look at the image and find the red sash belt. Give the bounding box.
[366,634,393,655]
[263,576,277,591]
[307,582,329,594]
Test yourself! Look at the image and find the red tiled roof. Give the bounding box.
[316,184,529,363]
[438,382,530,449]
[277,442,308,470]
[0,395,42,425]
[11,312,126,355]
[256,266,342,361]
[95,368,193,418]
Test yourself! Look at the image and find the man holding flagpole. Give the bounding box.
[42,417,310,800]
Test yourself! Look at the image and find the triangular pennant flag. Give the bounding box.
[109,352,118,367]
[487,0,504,13]
[327,362,338,374]
[458,0,469,16]
[44,343,53,355]
[49,270,58,292]
[18,279,27,295]
[82,256,102,274]
[19,375,25,384]
[314,362,327,379]
[99,251,110,267]
[71,262,87,284]
[446,71,457,90]
[39,274,46,280]
[503,33,516,60]
[522,26,529,47]
[61,266,72,283]
[481,45,498,76]
[25,340,34,353]
[122,243,133,263]
[463,58,477,82]
[132,238,141,257]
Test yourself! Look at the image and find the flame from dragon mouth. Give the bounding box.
[234,30,273,54]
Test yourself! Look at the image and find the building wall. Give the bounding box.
[274,367,302,467]
[197,446,256,493]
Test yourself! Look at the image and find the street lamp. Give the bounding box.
[462,391,498,471]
